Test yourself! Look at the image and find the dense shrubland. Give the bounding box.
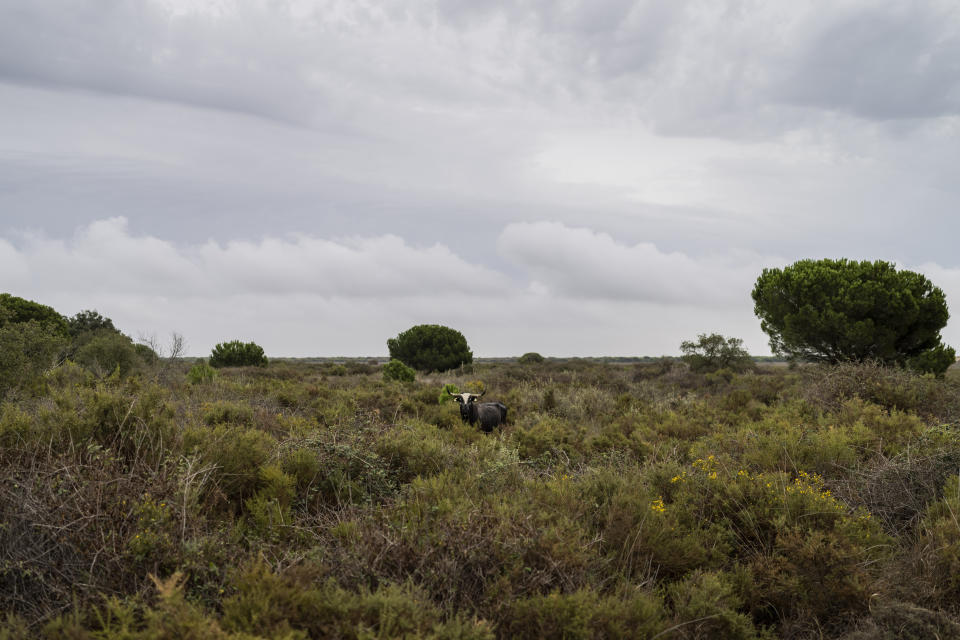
[1,357,959,638]
[0,360,960,639]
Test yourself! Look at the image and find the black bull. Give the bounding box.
[449,392,508,432]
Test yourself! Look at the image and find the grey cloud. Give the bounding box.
[4,0,959,143]
[0,2,325,126]
[774,4,960,119]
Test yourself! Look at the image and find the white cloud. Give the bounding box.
[498,221,776,306]
[2,217,509,299]
[0,218,779,355]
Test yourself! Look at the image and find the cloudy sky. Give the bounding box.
[2,0,960,357]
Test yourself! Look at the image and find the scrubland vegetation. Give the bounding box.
[2,357,960,639]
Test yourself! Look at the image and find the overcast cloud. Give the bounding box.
[2,0,959,356]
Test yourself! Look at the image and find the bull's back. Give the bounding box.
[476,402,507,432]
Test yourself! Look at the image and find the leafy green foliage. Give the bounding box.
[752,259,955,374]
[518,352,545,364]
[66,309,117,338]
[73,330,152,377]
[383,358,416,382]
[438,383,459,404]
[186,362,219,384]
[0,321,67,397]
[1,358,960,637]
[387,324,472,372]
[209,340,268,368]
[0,293,68,335]
[680,333,755,373]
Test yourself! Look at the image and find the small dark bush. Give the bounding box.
[345,361,374,375]
[518,352,545,364]
[632,357,676,381]
[209,340,268,368]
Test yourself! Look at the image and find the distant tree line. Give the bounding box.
[3,256,955,399]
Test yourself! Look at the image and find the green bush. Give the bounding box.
[0,293,68,335]
[382,359,416,382]
[681,333,755,373]
[438,383,459,404]
[0,321,67,397]
[65,309,117,338]
[518,352,545,364]
[199,426,275,509]
[221,560,493,639]
[209,340,268,368]
[73,330,149,377]
[500,588,666,639]
[666,570,762,639]
[907,344,957,377]
[387,324,472,372]
[187,362,219,384]
[202,401,254,426]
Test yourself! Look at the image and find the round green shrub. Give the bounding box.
[186,362,218,384]
[518,352,545,365]
[382,359,416,382]
[209,340,268,368]
[387,324,472,372]
[73,331,150,377]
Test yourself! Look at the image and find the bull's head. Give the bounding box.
[448,390,484,422]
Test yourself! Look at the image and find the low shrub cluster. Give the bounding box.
[209,340,268,368]
[1,357,959,638]
[383,358,416,382]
